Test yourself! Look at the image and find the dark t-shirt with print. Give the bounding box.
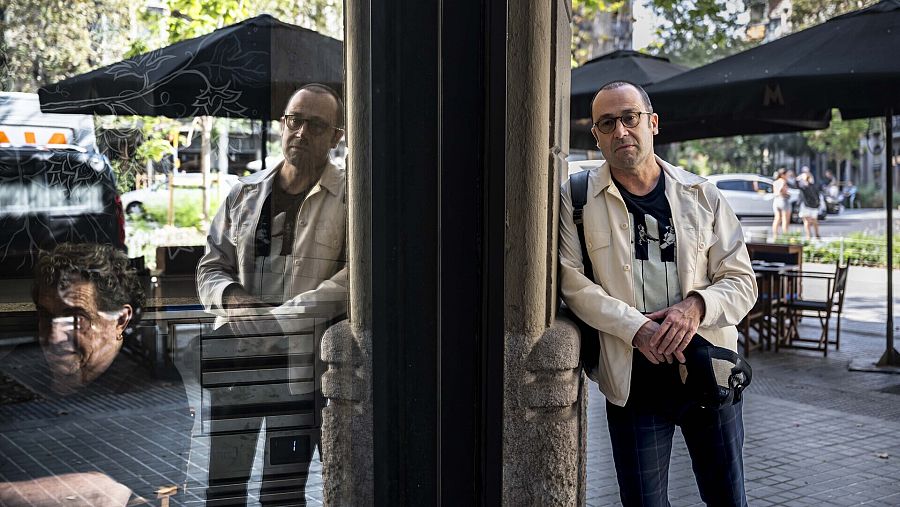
[613,174,685,408]
[613,174,682,314]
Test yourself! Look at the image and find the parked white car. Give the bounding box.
[706,173,825,221]
[121,173,239,216]
[566,158,605,177]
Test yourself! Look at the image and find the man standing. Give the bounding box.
[197,84,347,505]
[559,81,757,506]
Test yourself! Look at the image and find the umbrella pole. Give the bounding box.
[879,108,900,367]
[261,117,269,171]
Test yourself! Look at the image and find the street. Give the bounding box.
[740,209,898,240]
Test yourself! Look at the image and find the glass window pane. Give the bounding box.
[0,4,349,506]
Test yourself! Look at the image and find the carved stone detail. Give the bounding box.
[320,320,373,505]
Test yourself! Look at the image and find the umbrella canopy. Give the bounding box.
[38,15,343,120]
[646,0,900,133]
[568,49,828,147]
[570,50,688,150]
[571,50,688,116]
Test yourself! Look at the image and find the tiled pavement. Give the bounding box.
[586,376,900,506]
[3,264,900,506]
[586,263,900,506]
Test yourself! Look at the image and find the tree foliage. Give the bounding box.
[646,0,750,67]
[791,0,878,30]
[671,132,816,176]
[571,1,750,68]
[258,0,343,40]
[1,0,131,92]
[166,0,250,42]
[802,110,867,175]
[122,0,343,59]
[571,0,627,66]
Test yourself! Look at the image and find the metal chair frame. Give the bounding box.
[778,263,848,356]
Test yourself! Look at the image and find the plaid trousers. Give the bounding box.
[604,354,748,507]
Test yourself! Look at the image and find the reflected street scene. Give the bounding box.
[1,3,347,505]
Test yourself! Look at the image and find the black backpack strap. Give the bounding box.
[567,169,600,375]
[570,169,594,282]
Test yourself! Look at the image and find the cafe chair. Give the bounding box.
[739,293,768,357]
[779,263,849,356]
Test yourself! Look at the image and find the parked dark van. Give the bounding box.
[0,146,126,277]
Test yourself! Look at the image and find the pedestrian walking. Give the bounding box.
[772,168,791,240]
[798,171,822,240]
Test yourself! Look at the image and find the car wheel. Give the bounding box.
[125,202,145,217]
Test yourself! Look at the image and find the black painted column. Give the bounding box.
[369,0,506,504]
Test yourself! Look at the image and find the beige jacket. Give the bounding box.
[559,156,757,406]
[197,160,348,325]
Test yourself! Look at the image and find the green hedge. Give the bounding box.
[775,232,900,268]
[136,190,222,229]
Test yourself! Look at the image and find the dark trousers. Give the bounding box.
[203,320,322,506]
[206,379,321,506]
[206,418,318,506]
[605,354,748,507]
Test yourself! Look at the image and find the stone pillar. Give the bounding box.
[320,0,374,503]
[503,0,586,505]
[320,321,372,504]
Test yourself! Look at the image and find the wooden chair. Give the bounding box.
[739,294,767,357]
[779,263,849,356]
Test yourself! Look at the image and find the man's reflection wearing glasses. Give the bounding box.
[197,84,347,505]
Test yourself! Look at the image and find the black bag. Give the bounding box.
[679,336,752,410]
[564,169,601,375]
[800,183,820,208]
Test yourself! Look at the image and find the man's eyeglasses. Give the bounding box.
[592,111,652,134]
[281,114,343,135]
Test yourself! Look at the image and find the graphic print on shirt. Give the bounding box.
[630,213,681,313]
[614,175,682,314]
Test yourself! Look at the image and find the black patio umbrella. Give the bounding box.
[570,50,688,150]
[569,50,828,148]
[38,14,343,120]
[38,15,343,170]
[647,1,900,123]
[647,0,900,366]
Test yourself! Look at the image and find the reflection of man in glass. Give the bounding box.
[197,84,347,505]
[33,243,143,395]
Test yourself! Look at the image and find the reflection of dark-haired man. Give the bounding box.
[0,243,146,506]
[197,83,347,505]
[33,242,144,395]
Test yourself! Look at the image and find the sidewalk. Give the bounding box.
[2,264,900,505]
[586,263,900,506]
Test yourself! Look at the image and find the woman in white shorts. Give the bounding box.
[771,169,791,240]
[797,172,821,239]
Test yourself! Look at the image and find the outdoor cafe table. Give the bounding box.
[751,261,800,351]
